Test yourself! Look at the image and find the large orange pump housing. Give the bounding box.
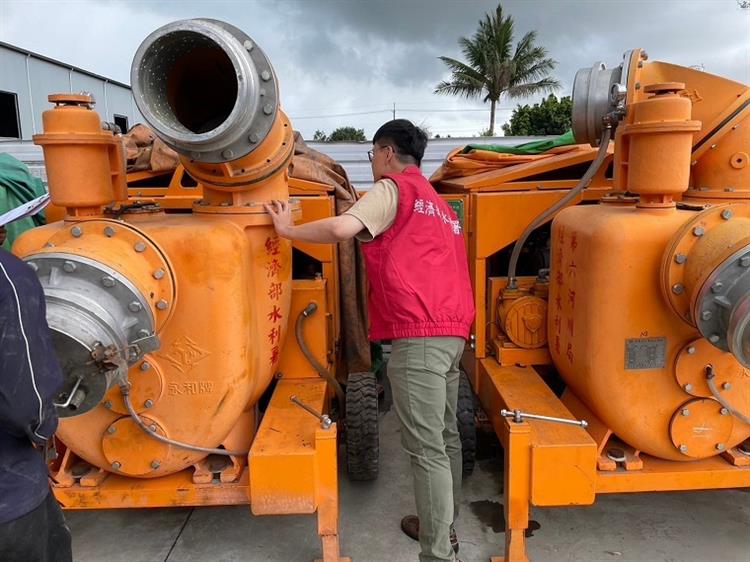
[551,50,750,461]
[16,213,291,476]
[14,19,299,479]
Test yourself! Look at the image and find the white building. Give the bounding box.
[0,41,143,140]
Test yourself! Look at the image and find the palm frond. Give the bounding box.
[506,77,561,99]
[512,57,558,84]
[437,56,488,85]
[513,30,537,61]
[434,78,485,99]
[458,36,489,73]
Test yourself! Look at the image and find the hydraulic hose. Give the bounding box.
[507,125,612,289]
[706,365,750,427]
[117,302,346,455]
[295,302,347,415]
[120,381,249,457]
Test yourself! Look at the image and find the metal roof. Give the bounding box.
[0,41,131,90]
[307,136,550,189]
[1,136,551,189]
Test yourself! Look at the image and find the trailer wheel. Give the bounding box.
[346,371,379,481]
[457,371,477,476]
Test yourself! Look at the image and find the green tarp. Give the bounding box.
[0,153,47,249]
[461,129,576,155]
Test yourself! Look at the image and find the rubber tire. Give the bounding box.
[346,371,380,481]
[457,371,477,476]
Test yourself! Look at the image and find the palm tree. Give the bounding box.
[435,3,560,136]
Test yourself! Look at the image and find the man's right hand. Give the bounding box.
[0,226,6,247]
[264,200,294,239]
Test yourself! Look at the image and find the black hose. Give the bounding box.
[295,303,347,416]
[507,125,613,288]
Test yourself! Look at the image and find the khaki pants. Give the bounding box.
[388,336,464,562]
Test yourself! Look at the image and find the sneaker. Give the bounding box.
[400,515,459,554]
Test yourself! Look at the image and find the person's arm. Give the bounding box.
[264,200,365,243]
[0,266,60,445]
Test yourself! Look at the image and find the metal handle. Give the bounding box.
[501,408,588,428]
[54,376,84,409]
[290,395,332,429]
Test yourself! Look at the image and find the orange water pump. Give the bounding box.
[13,19,348,562]
[553,50,750,462]
[432,49,750,562]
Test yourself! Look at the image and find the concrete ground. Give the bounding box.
[67,410,750,562]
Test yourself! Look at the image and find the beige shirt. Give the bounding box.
[345,178,399,242]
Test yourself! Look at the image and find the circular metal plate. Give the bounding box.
[104,356,165,416]
[669,398,733,459]
[674,339,750,401]
[52,330,117,418]
[102,415,171,476]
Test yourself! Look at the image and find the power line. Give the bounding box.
[286,102,393,113]
[290,107,513,120]
[398,107,512,113]
[290,109,391,120]
[290,99,520,110]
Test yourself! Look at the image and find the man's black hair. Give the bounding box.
[372,119,428,166]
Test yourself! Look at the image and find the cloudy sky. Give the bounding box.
[1,0,748,139]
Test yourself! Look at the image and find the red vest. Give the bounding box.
[361,166,475,341]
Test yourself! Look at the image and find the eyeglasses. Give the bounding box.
[367,145,393,162]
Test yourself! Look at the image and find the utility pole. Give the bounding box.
[392,102,396,120]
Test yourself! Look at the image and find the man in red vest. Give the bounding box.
[265,119,474,562]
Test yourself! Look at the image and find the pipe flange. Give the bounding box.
[693,245,750,356]
[26,253,154,417]
[186,111,295,192]
[572,61,622,145]
[661,204,750,326]
[27,252,156,345]
[131,18,279,163]
[37,220,176,331]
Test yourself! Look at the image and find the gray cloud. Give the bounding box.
[1,0,748,138]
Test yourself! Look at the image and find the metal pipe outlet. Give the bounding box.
[130,18,280,163]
